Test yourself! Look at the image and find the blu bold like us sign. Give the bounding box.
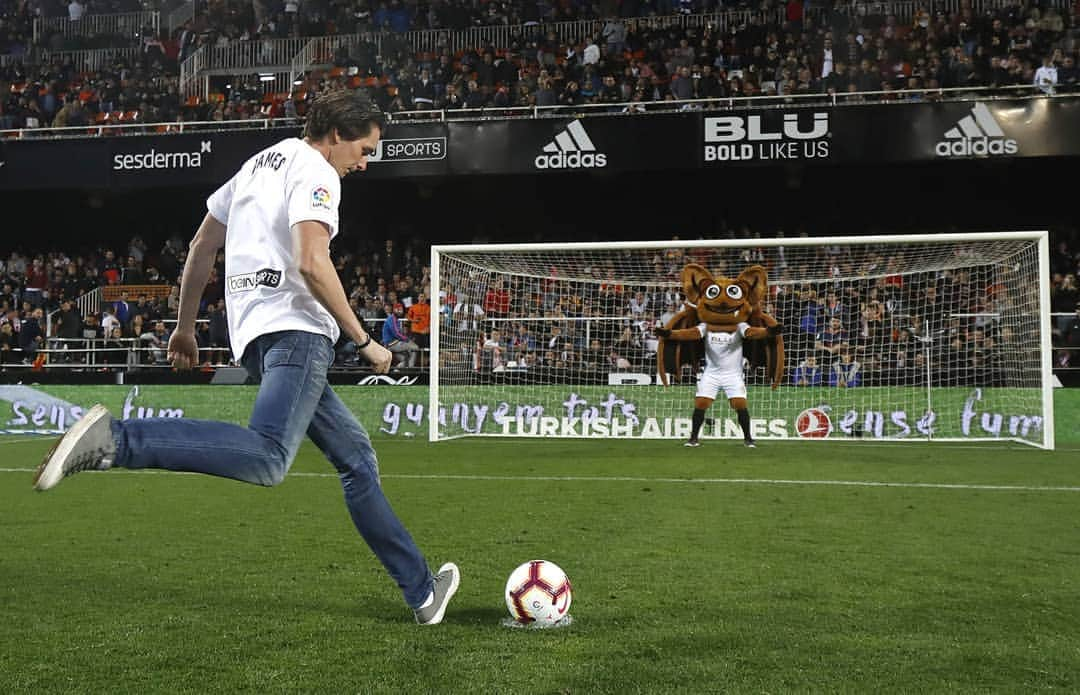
[704,112,830,162]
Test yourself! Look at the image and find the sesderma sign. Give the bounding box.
[113,140,212,170]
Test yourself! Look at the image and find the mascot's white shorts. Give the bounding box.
[696,369,747,401]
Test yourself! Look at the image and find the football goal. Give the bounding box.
[430,232,1053,449]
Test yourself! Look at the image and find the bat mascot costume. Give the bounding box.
[655,264,785,447]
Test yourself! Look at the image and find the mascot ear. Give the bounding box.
[736,264,769,308]
[681,264,715,307]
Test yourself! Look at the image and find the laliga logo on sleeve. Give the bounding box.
[311,185,332,210]
[795,407,832,438]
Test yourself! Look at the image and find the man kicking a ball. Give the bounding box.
[33,90,459,625]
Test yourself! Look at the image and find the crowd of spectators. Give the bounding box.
[0,232,434,370]
[442,231,1080,386]
[1,230,1078,379]
[1,0,1077,130]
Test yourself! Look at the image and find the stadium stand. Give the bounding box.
[0,2,1076,373]
[1,231,1077,377]
[0,0,1076,130]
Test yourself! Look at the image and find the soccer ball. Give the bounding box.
[504,560,572,626]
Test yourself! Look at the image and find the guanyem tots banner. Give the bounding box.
[0,384,1048,444]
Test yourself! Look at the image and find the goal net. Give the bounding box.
[430,232,1053,449]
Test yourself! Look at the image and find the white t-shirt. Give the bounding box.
[697,322,748,376]
[583,43,600,65]
[207,137,341,360]
[1034,65,1057,92]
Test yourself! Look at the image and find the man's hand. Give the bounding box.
[361,340,393,374]
[767,324,784,337]
[654,327,671,338]
[167,330,200,370]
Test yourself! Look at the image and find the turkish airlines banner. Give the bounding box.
[0,99,1076,189]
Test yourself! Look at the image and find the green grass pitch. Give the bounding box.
[1,390,1079,693]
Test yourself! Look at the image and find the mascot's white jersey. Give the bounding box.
[696,322,749,376]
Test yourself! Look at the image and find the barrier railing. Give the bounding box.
[289,34,380,88]
[34,46,143,71]
[0,52,29,68]
[179,44,204,99]
[385,85,1059,123]
[0,336,1072,374]
[197,37,311,73]
[0,116,299,140]
[0,86,1065,140]
[1,313,430,370]
[45,287,101,338]
[33,11,160,44]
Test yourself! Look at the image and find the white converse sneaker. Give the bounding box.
[33,404,116,491]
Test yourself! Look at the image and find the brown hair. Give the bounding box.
[303,89,386,141]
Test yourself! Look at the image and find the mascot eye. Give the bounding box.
[726,285,744,301]
[704,285,721,300]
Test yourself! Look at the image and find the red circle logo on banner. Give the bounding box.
[795,408,832,439]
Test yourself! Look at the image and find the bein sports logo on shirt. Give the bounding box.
[227,268,283,294]
[311,185,332,211]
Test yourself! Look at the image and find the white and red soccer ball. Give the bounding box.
[504,560,572,626]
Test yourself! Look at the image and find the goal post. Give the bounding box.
[430,232,1054,449]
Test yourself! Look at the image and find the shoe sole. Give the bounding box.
[32,404,110,491]
[684,442,700,447]
[418,562,460,626]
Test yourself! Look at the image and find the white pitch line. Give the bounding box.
[1,467,1079,492]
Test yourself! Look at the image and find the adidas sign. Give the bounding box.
[935,102,1018,157]
[534,120,608,170]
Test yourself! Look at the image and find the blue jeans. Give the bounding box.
[111,330,434,608]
